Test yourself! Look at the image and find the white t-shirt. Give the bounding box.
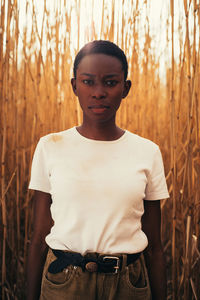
[29,127,169,255]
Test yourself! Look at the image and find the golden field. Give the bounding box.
[0,0,200,299]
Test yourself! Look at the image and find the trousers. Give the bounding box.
[40,249,152,300]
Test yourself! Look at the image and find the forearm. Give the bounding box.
[144,247,167,300]
[26,240,48,300]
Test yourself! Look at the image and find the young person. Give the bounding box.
[27,40,169,300]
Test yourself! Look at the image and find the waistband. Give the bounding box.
[48,249,142,274]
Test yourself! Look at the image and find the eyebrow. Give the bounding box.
[80,73,121,78]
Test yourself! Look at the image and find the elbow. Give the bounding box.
[144,242,165,262]
[143,244,166,277]
[29,232,49,253]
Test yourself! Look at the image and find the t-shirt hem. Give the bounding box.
[28,184,50,193]
[144,192,169,200]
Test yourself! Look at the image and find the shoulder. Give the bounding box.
[34,128,75,157]
[125,130,159,153]
[39,127,75,146]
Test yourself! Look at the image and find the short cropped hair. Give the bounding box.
[73,40,128,80]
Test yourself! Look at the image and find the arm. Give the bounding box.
[26,191,53,300]
[142,200,166,300]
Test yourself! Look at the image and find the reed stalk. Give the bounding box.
[170,1,177,298]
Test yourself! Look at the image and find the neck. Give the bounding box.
[76,119,124,141]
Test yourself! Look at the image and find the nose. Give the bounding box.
[92,84,106,100]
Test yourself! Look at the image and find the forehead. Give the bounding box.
[76,54,123,76]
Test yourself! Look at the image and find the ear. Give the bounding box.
[122,80,131,98]
[71,78,77,96]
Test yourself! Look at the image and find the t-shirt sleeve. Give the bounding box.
[28,138,51,193]
[144,146,169,200]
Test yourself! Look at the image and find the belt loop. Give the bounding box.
[121,254,127,271]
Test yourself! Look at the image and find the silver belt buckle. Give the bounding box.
[103,256,120,273]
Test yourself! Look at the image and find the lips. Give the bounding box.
[88,104,110,114]
[88,105,110,109]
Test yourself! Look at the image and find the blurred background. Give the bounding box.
[0,0,199,299]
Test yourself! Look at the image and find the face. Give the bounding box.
[71,54,131,125]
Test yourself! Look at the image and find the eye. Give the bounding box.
[82,79,94,86]
[104,80,118,87]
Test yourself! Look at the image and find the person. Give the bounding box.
[27,40,169,300]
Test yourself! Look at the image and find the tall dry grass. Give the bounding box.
[0,0,200,299]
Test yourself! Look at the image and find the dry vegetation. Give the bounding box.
[0,0,200,299]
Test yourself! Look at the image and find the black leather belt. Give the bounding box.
[48,249,141,274]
